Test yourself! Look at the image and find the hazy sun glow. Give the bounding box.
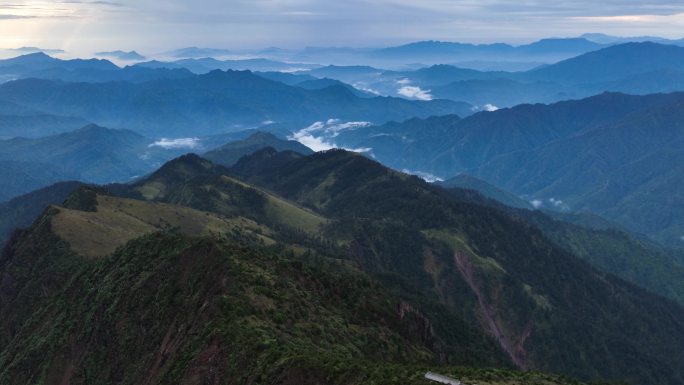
[573,12,684,23]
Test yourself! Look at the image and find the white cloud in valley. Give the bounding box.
[149,137,200,149]
[396,79,433,101]
[289,119,372,152]
[397,86,433,101]
[401,169,444,183]
[472,104,500,112]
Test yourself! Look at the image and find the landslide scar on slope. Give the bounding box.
[453,250,531,369]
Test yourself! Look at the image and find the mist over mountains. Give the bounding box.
[2,31,684,385]
[0,61,471,137]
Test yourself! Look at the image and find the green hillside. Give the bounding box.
[0,189,510,384]
[230,149,684,384]
[2,152,684,385]
[435,181,684,306]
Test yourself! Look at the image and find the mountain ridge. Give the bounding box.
[3,152,684,384]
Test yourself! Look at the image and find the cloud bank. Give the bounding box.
[401,169,444,183]
[396,78,433,101]
[397,86,433,101]
[149,137,200,149]
[529,197,570,210]
[289,119,372,152]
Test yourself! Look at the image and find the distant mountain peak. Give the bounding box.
[246,131,278,140]
[75,123,109,131]
[69,123,141,139]
[161,153,215,169]
[19,51,52,58]
[4,51,56,64]
[95,50,146,61]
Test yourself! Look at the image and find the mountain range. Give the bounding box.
[95,50,147,61]
[222,37,633,69]
[85,35,684,71]
[0,124,188,200]
[0,125,304,202]
[2,151,684,384]
[0,125,154,177]
[291,42,684,108]
[313,91,684,246]
[1,36,684,385]
[6,41,684,118]
[0,131,299,241]
[0,99,89,139]
[0,69,471,137]
[136,57,320,73]
[0,52,193,84]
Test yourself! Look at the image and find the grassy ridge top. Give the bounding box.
[51,194,269,258]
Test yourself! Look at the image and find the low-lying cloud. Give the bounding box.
[396,78,433,101]
[529,197,569,210]
[149,137,200,149]
[549,197,564,207]
[398,86,433,101]
[8,46,66,55]
[472,103,500,112]
[289,119,372,152]
[401,169,444,183]
[353,83,382,96]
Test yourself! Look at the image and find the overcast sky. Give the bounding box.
[2,0,684,55]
